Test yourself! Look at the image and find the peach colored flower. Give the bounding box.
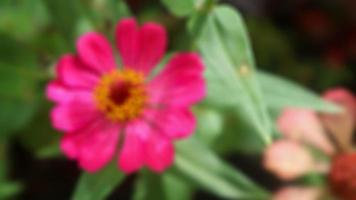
[263,140,314,181]
[277,108,334,155]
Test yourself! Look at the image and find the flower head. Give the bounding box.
[46,18,206,173]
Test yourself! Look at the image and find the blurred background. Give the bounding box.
[0,0,354,199]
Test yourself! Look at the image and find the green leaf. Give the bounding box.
[0,0,49,41]
[195,108,223,146]
[0,32,37,66]
[201,69,341,113]
[214,110,266,154]
[190,5,272,144]
[133,170,193,200]
[209,71,340,154]
[0,143,22,199]
[42,0,81,43]
[187,9,209,40]
[162,173,193,200]
[258,71,341,113]
[35,142,61,159]
[173,139,270,199]
[72,163,125,200]
[17,100,61,158]
[82,0,131,35]
[75,16,95,38]
[161,0,196,17]
[0,100,37,140]
[0,34,38,138]
[133,170,165,200]
[107,0,132,21]
[0,181,22,199]
[97,0,132,22]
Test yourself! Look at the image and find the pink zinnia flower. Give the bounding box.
[46,18,206,173]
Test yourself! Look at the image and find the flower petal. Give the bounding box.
[147,53,205,107]
[56,54,99,89]
[144,107,196,139]
[321,88,356,152]
[118,120,147,173]
[78,123,120,173]
[323,87,356,118]
[50,94,100,132]
[144,133,174,173]
[60,135,80,159]
[77,32,116,73]
[60,119,110,159]
[46,81,72,103]
[273,186,322,200]
[115,18,166,74]
[60,119,120,169]
[118,119,174,173]
[46,81,92,104]
[134,23,166,74]
[263,140,314,181]
[277,108,334,155]
[115,18,139,70]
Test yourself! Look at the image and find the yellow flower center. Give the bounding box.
[93,69,147,122]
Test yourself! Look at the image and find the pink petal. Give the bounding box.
[321,88,356,152]
[46,81,92,104]
[50,94,100,132]
[78,123,120,173]
[263,140,314,181]
[59,119,104,159]
[273,186,322,200]
[56,54,99,89]
[135,23,166,73]
[118,120,175,173]
[60,119,120,173]
[277,108,334,155]
[115,18,139,70]
[147,53,206,107]
[144,107,196,139]
[144,133,174,173]
[118,120,148,173]
[323,87,356,119]
[46,81,72,103]
[77,32,116,73]
[60,135,79,159]
[115,18,166,74]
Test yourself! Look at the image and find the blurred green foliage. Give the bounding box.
[73,163,125,200]
[133,170,193,200]
[0,0,343,199]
